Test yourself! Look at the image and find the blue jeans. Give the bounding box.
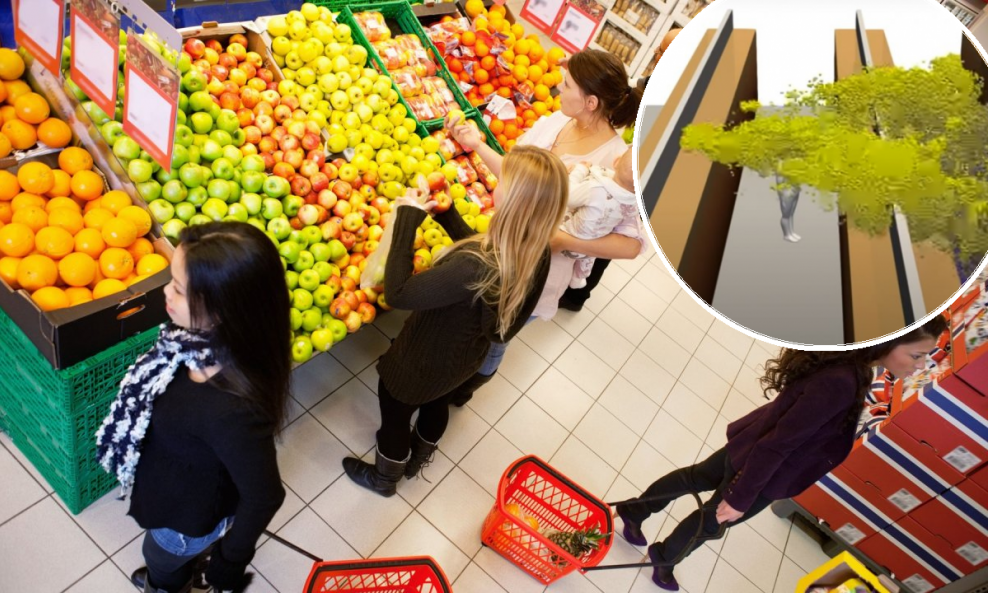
[143,517,233,591]
[478,315,537,376]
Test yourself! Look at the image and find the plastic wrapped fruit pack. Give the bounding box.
[353,11,392,43]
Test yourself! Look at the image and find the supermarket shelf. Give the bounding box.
[606,13,652,45]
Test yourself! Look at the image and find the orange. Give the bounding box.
[510,24,525,39]
[11,206,47,232]
[47,208,84,236]
[1,119,36,150]
[478,83,495,97]
[480,56,496,71]
[65,286,93,306]
[127,274,149,287]
[502,49,515,63]
[474,17,488,32]
[0,170,19,201]
[37,118,72,148]
[83,197,103,214]
[34,226,74,258]
[11,192,45,212]
[529,44,545,63]
[527,65,543,83]
[74,228,105,258]
[98,247,134,279]
[126,237,154,262]
[100,190,132,215]
[17,161,55,195]
[31,286,70,311]
[16,254,57,290]
[45,196,81,214]
[0,48,25,81]
[512,65,528,83]
[488,4,506,17]
[514,39,531,56]
[460,31,476,46]
[101,217,138,248]
[532,101,548,117]
[474,68,489,84]
[514,54,530,68]
[58,147,93,175]
[46,169,71,198]
[534,84,551,102]
[447,58,463,74]
[547,47,566,67]
[523,109,536,121]
[496,133,508,146]
[58,252,98,287]
[504,138,516,150]
[537,59,549,73]
[137,253,169,276]
[117,205,152,237]
[0,202,11,224]
[14,93,51,125]
[474,41,489,58]
[488,118,504,136]
[0,255,20,287]
[464,0,485,17]
[0,132,11,158]
[0,105,15,123]
[92,278,126,299]
[0,79,6,103]
[497,86,512,99]
[504,123,519,140]
[71,170,103,201]
[83,208,114,231]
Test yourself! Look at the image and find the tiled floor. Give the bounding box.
[0,246,833,593]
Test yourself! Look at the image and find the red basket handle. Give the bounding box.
[304,556,452,593]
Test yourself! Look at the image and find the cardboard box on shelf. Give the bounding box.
[972,463,988,491]
[793,465,895,546]
[858,517,967,592]
[911,478,988,572]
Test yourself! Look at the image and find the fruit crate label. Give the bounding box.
[901,574,934,593]
[13,0,65,76]
[956,541,988,566]
[551,1,606,54]
[887,488,922,512]
[521,0,568,34]
[834,522,866,546]
[123,31,179,170]
[943,445,982,473]
[70,0,120,120]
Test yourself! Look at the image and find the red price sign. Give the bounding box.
[521,0,567,35]
[551,1,605,54]
[70,0,120,121]
[13,0,65,76]
[123,33,178,170]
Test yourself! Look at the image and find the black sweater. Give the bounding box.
[128,370,285,567]
[377,206,550,405]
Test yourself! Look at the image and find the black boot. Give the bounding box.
[405,426,439,479]
[132,568,192,593]
[449,371,495,407]
[343,448,408,497]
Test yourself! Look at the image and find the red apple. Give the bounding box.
[281,95,300,111]
[228,38,248,57]
[248,77,267,92]
[245,51,263,68]
[299,160,320,179]
[272,162,295,179]
[432,191,452,213]
[260,89,281,106]
[261,153,276,171]
[368,225,384,242]
[205,39,223,53]
[255,114,274,135]
[284,148,305,170]
[244,125,262,145]
[273,104,293,123]
[290,216,304,230]
[286,120,306,139]
[318,189,338,210]
[298,204,322,226]
[331,157,347,170]
[344,310,363,333]
[331,180,352,201]
[301,133,322,152]
[426,171,448,192]
[222,80,240,95]
[240,87,261,109]
[258,135,277,154]
[236,108,254,127]
[342,212,364,232]
[351,255,366,270]
[320,218,342,240]
[306,150,326,167]
[322,162,339,180]
[303,191,317,205]
[333,200,351,218]
[359,185,376,200]
[273,149,284,163]
[340,277,357,292]
[412,254,430,273]
[370,197,390,214]
[341,290,360,310]
[309,172,330,192]
[364,205,381,226]
[271,127,288,144]
[184,39,205,59]
[291,175,312,197]
[254,100,274,116]
[210,65,229,82]
[257,68,274,83]
[218,53,238,70]
[340,231,356,250]
[330,297,352,320]
[361,171,380,188]
[279,134,300,152]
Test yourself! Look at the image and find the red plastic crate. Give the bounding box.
[481,456,613,585]
[304,557,451,592]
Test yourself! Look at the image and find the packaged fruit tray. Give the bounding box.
[420,106,503,154]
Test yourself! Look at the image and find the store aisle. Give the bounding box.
[0,246,833,593]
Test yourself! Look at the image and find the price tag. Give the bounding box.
[521,0,567,34]
[956,541,988,566]
[551,3,605,54]
[943,445,982,473]
[13,0,65,76]
[901,574,934,593]
[887,488,921,512]
[123,32,178,170]
[834,522,866,545]
[70,0,120,121]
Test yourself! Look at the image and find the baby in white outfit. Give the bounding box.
[562,148,639,288]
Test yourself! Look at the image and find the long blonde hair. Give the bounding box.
[440,146,569,338]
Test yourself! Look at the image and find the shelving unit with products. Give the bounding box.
[938,0,983,27]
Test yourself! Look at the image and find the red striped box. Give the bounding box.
[794,466,895,546]
[911,479,988,573]
[858,517,967,592]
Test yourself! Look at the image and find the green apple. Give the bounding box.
[161,218,188,243]
[291,335,313,364]
[285,270,300,291]
[181,69,207,93]
[283,195,304,217]
[209,129,233,147]
[327,239,347,261]
[187,186,208,207]
[161,179,188,204]
[178,163,204,188]
[127,159,153,183]
[290,307,303,331]
[147,199,175,224]
[216,110,240,134]
[202,197,229,221]
[268,217,292,240]
[190,112,213,134]
[263,176,290,199]
[137,180,162,203]
[241,170,265,193]
[298,268,321,291]
[311,328,334,352]
[241,154,265,172]
[288,230,309,248]
[225,203,249,223]
[301,308,322,332]
[206,179,231,202]
[174,201,197,222]
[292,287,313,311]
[261,197,284,219]
[327,318,347,343]
[240,192,262,216]
[221,145,243,166]
[313,261,333,282]
[189,91,213,112]
[301,226,322,246]
[175,124,194,147]
[279,241,302,264]
[201,139,223,162]
[211,157,234,180]
[100,120,125,145]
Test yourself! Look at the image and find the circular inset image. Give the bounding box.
[634,0,988,348]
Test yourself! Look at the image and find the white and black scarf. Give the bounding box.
[95,322,217,497]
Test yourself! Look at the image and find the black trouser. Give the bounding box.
[621,447,773,566]
[142,531,201,592]
[376,378,453,461]
[561,258,611,306]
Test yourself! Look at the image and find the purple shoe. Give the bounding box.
[615,504,648,546]
[649,545,680,591]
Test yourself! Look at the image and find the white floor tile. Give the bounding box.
[643,410,704,468]
[374,511,471,582]
[330,325,391,374]
[109,534,145,582]
[458,429,523,496]
[746,508,793,552]
[495,397,569,461]
[694,336,744,384]
[466,372,523,426]
[606,476,667,545]
[526,367,596,431]
[707,319,755,361]
[600,261,633,294]
[553,340,618,399]
[310,475,413,557]
[498,339,551,393]
[635,261,681,303]
[55,489,142,556]
[0,431,52,493]
[773,557,805,593]
[621,441,677,494]
[291,352,353,409]
[662,382,718,441]
[252,507,357,593]
[419,468,494,557]
[614,252,649,277]
[65,560,134,593]
[678,359,731,411]
[268,486,306,534]
[734,363,770,406]
[584,283,616,314]
[373,308,411,339]
[599,295,653,346]
[639,327,691,378]
[548,436,618,500]
[518,318,575,364]
[551,306,596,337]
[438,404,490,463]
[722,388,759,422]
[545,572,600,592]
[745,340,777,371]
[673,543,719,593]
[618,278,670,324]
[705,558,762,593]
[656,307,706,353]
[619,350,676,406]
[358,364,380,394]
[578,317,636,371]
[399,448,455,507]
[573,404,640,471]
[719,522,784,591]
[670,290,716,331]
[0,497,104,593]
[784,520,830,573]
[473,546,547,593]
[276,413,351,502]
[453,562,509,593]
[598,374,659,436]
[0,442,46,525]
[583,534,645,593]
[311,377,381,456]
[705,415,730,449]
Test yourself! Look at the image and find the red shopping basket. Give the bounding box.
[303,556,452,593]
[481,455,614,584]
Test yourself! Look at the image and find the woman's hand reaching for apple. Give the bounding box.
[395,189,437,213]
[450,124,483,152]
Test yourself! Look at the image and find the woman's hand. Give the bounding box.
[450,123,483,152]
[395,188,437,213]
[715,500,744,524]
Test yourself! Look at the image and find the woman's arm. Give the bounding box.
[433,206,475,242]
[449,123,504,177]
[551,230,641,260]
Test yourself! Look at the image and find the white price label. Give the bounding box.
[71,6,119,118]
[834,522,866,545]
[887,488,922,512]
[956,541,988,566]
[901,575,934,593]
[524,0,567,28]
[125,69,172,156]
[553,5,601,52]
[943,445,981,473]
[17,0,61,61]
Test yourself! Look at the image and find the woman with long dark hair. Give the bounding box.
[96,222,291,593]
[616,315,948,591]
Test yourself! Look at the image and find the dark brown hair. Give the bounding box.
[567,49,643,129]
[761,315,949,430]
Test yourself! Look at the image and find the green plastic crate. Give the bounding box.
[314,0,424,12]
[420,107,504,155]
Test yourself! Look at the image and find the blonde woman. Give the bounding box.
[343,146,569,496]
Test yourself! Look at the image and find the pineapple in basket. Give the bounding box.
[543,527,607,565]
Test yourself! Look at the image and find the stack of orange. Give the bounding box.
[0,48,73,158]
[0,148,166,312]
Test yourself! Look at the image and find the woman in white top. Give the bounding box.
[448,49,645,406]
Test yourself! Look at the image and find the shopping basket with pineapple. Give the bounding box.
[480,455,725,585]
